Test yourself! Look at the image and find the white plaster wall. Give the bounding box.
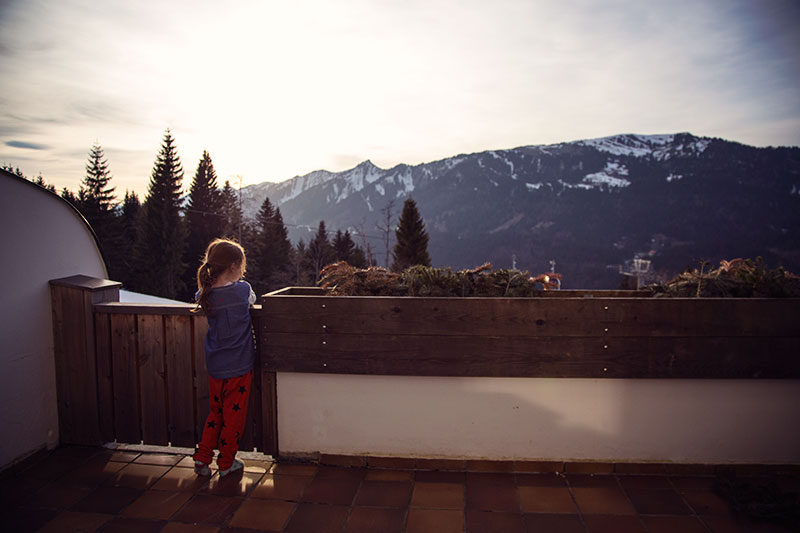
[278,373,800,464]
[0,172,106,469]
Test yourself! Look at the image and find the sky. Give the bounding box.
[1,0,799,198]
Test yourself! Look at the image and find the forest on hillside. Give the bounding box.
[4,130,431,301]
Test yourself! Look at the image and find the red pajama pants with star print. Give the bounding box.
[193,371,252,470]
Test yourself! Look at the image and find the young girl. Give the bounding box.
[192,239,256,477]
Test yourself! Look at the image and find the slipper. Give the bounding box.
[219,459,243,477]
[194,460,211,476]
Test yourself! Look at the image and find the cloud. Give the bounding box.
[5,140,50,150]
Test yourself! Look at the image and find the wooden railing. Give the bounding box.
[50,276,276,454]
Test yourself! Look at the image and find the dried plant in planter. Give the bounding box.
[649,258,800,298]
[319,261,562,297]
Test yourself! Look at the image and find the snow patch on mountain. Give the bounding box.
[579,134,674,157]
[582,161,631,189]
[667,173,683,182]
[490,151,518,180]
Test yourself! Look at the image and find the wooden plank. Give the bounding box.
[50,285,73,443]
[111,313,140,444]
[258,297,800,338]
[261,332,800,379]
[52,286,102,445]
[193,315,210,445]
[238,324,257,453]
[249,313,265,454]
[165,315,195,447]
[260,371,278,456]
[138,314,168,445]
[95,302,195,315]
[94,312,115,442]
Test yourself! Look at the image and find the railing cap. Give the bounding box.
[50,275,122,291]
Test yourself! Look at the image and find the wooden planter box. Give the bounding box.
[259,288,800,379]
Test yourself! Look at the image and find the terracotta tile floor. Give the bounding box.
[1,446,797,532]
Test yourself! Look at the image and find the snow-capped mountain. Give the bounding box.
[241,133,800,288]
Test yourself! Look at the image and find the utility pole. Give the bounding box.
[237,175,243,243]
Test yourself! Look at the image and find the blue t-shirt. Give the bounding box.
[199,280,256,379]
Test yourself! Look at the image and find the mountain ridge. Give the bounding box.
[240,132,800,288]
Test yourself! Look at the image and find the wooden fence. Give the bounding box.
[50,278,800,454]
[259,288,800,379]
[50,276,276,453]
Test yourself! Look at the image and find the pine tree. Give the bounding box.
[133,129,187,299]
[219,180,243,241]
[307,221,335,282]
[80,143,117,220]
[331,229,368,268]
[79,142,123,279]
[119,190,141,287]
[252,197,293,294]
[183,150,222,297]
[392,198,431,271]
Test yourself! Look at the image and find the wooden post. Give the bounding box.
[50,275,121,445]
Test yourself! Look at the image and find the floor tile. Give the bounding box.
[366,456,416,470]
[37,510,112,532]
[2,508,64,533]
[415,470,466,483]
[625,487,692,515]
[241,458,273,474]
[700,515,797,532]
[345,507,405,533]
[514,460,564,473]
[71,486,143,514]
[63,456,128,488]
[121,490,192,520]
[355,480,413,508]
[161,523,221,533]
[301,475,361,505]
[172,494,242,525]
[516,473,568,487]
[19,453,87,481]
[107,464,171,489]
[670,476,717,489]
[315,466,367,481]
[23,481,93,510]
[365,469,414,481]
[465,510,525,533]
[415,459,466,471]
[107,451,142,463]
[617,475,673,489]
[269,463,318,477]
[0,472,51,506]
[406,509,463,533]
[642,515,709,533]
[518,486,578,514]
[134,453,184,466]
[567,474,620,488]
[680,489,735,516]
[522,513,585,533]
[583,514,645,532]
[96,516,166,532]
[200,470,263,497]
[465,481,519,511]
[465,460,516,472]
[228,498,295,531]
[285,502,349,533]
[250,473,311,501]
[571,487,637,515]
[175,456,197,468]
[152,466,212,492]
[410,482,464,509]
